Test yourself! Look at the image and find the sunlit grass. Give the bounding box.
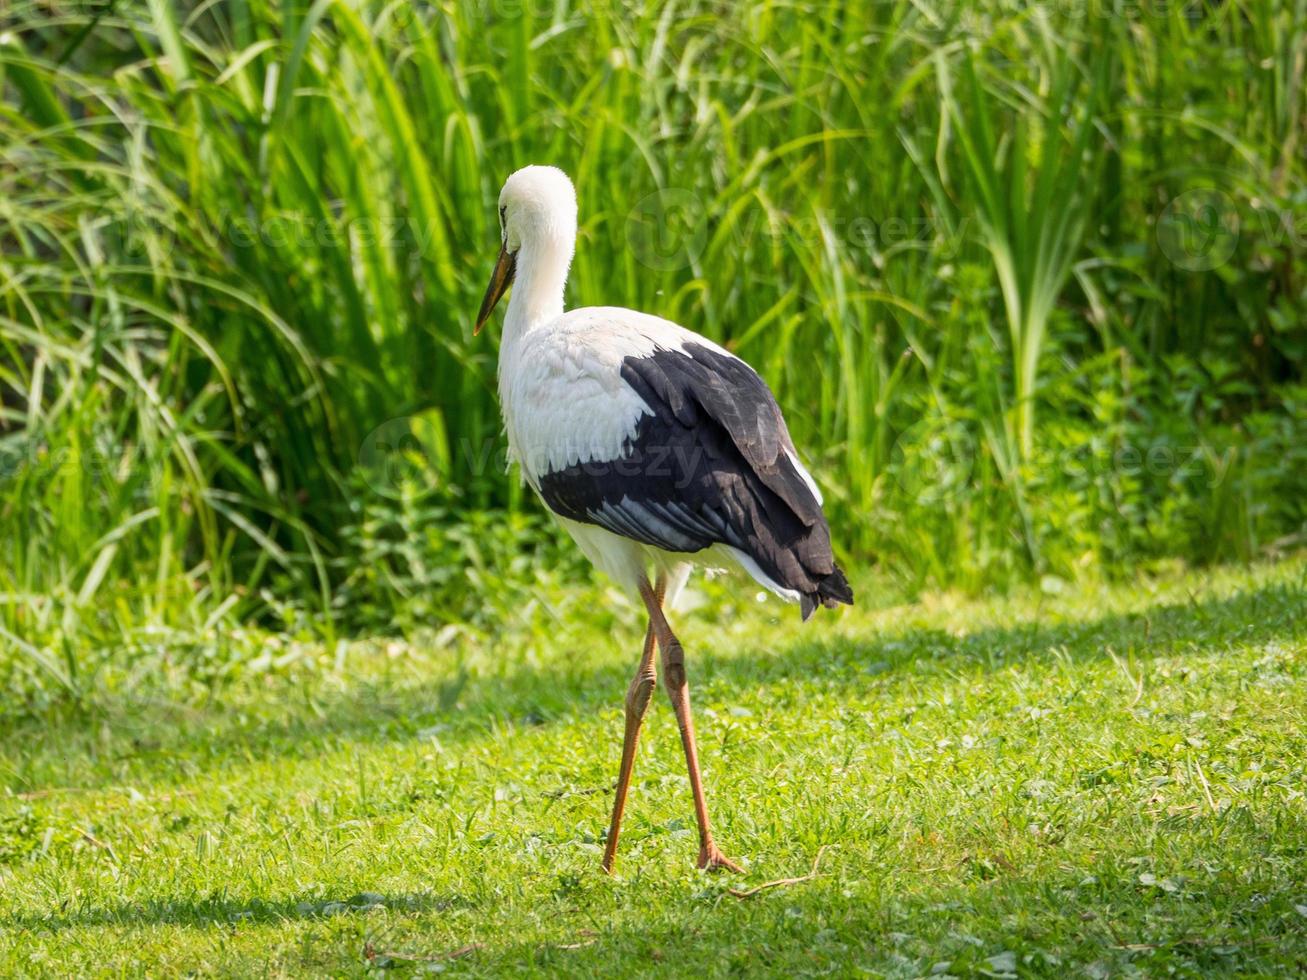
[1,558,1304,975]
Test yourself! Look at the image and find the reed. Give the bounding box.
[0,0,1302,685]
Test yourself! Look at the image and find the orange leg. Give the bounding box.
[638,579,742,872]
[601,583,663,874]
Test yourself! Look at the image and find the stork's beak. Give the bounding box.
[474,244,516,335]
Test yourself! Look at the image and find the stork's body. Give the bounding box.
[476,166,852,872]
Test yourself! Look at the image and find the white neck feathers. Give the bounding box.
[496,165,579,343]
[503,231,573,340]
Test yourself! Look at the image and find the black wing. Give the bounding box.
[537,342,852,618]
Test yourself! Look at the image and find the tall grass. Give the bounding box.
[0,0,1303,693]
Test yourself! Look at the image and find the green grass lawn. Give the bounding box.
[2,559,1305,977]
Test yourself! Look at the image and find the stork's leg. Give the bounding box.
[600,580,664,874]
[638,580,743,873]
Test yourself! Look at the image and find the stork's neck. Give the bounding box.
[503,232,574,342]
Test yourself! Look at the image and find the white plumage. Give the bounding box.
[473,164,851,873]
[501,306,798,601]
[500,308,705,481]
[482,167,839,609]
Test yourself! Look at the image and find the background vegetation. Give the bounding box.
[1,0,1305,700]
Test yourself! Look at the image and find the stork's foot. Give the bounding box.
[698,842,744,873]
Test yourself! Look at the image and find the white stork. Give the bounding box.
[474,165,852,873]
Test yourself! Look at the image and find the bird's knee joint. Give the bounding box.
[625,672,656,716]
[664,662,687,691]
[663,638,685,667]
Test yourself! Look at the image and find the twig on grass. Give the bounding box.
[1194,759,1218,812]
[367,942,485,964]
[77,829,118,863]
[540,929,599,951]
[727,845,828,899]
[440,943,485,959]
[1108,647,1145,708]
[1113,936,1277,951]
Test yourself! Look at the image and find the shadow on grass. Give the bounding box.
[3,576,1304,793]
[443,868,1307,978]
[4,889,458,934]
[4,575,1303,970]
[10,816,1305,968]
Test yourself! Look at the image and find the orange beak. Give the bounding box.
[474,244,516,335]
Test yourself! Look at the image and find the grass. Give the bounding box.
[2,5,1303,972]
[2,556,1304,976]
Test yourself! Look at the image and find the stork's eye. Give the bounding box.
[499,206,507,230]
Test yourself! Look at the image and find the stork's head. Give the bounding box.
[475,166,578,334]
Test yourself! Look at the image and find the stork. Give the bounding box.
[474,166,852,873]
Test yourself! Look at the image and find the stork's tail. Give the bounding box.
[799,563,854,621]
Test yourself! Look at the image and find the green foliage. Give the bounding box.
[0,560,1303,974]
[332,470,589,636]
[0,0,1304,686]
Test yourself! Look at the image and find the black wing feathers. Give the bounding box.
[620,347,824,528]
[537,342,852,618]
